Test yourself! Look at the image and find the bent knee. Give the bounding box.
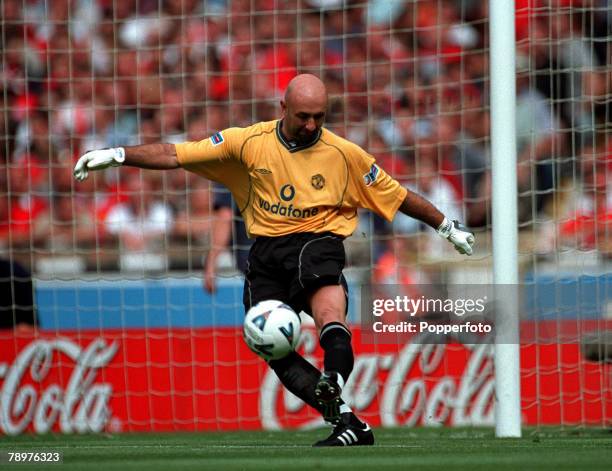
[310,285,347,331]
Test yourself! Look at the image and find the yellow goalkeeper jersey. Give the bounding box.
[175,120,407,238]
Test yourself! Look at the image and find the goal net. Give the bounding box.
[0,0,610,434]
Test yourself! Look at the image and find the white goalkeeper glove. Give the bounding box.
[73,147,126,181]
[437,217,475,256]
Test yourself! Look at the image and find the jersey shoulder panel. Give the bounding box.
[321,128,374,171]
[245,120,278,135]
[235,120,279,166]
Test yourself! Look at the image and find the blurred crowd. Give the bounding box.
[0,0,610,275]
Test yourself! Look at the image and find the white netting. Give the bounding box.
[0,0,610,433]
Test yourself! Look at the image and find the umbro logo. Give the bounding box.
[255,168,272,175]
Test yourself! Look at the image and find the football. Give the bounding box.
[243,300,302,360]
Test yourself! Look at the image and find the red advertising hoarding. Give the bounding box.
[0,327,610,435]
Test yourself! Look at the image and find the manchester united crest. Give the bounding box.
[311,174,325,190]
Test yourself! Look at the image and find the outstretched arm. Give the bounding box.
[398,188,475,256]
[73,144,179,181]
[398,188,445,229]
[123,144,179,169]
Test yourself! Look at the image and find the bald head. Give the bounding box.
[280,74,328,144]
[284,74,328,107]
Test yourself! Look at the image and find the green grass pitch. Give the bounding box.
[1,427,611,470]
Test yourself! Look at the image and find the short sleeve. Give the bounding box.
[175,128,245,166]
[345,145,407,221]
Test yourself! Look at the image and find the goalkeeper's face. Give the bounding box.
[282,104,326,145]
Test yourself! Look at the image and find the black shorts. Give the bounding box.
[243,232,348,316]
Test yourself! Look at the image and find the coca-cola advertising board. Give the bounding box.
[0,327,610,435]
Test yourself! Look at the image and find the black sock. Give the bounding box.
[268,351,345,415]
[319,322,354,384]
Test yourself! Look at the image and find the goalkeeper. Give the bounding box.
[74,74,475,447]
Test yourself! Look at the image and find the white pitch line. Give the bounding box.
[8,444,423,450]
[201,445,423,449]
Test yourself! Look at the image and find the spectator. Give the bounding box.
[374,235,430,286]
[105,173,173,271]
[393,148,463,257]
[559,172,611,257]
[45,193,98,252]
[203,183,252,293]
[551,11,604,145]
[3,166,48,249]
[372,236,434,323]
[171,179,213,251]
[0,258,38,331]
[515,51,563,223]
[555,141,612,257]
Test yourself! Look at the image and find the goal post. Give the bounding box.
[489,0,522,438]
